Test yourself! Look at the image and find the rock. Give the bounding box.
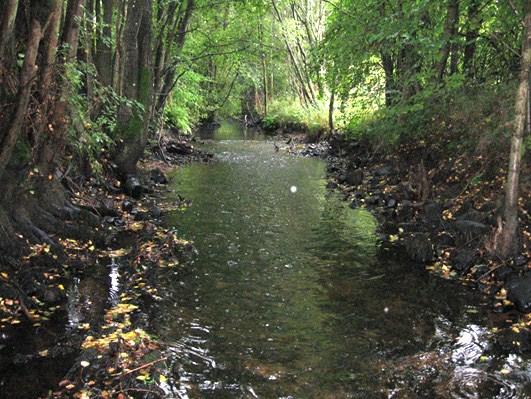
[326,181,338,189]
[386,198,397,208]
[424,202,442,224]
[507,273,531,312]
[122,200,134,213]
[375,165,392,176]
[345,168,364,186]
[494,266,514,281]
[457,209,487,224]
[515,255,528,268]
[337,174,347,184]
[150,168,168,184]
[396,201,415,221]
[452,220,489,242]
[124,175,144,199]
[436,231,455,247]
[403,233,434,263]
[365,195,381,206]
[166,141,194,155]
[150,206,162,218]
[42,287,63,304]
[452,250,476,273]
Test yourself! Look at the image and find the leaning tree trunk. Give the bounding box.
[498,7,531,259]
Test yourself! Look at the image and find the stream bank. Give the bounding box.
[317,132,531,327]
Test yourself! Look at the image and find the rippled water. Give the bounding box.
[148,121,531,398]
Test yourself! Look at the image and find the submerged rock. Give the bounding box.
[403,233,434,263]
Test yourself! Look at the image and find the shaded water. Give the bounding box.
[147,121,531,398]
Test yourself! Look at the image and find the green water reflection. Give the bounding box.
[150,121,530,398]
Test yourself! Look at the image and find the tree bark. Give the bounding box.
[61,0,85,62]
[0,0,19,61]
[463,0,481,80]
[498,8,531,258]
[114,0,153,176]
[95,0,114,86]
[0,20,42,179]
[437,0,460,82]
[39,0,62,95]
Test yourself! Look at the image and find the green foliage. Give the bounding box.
[263,98,329,136]
[345,81,516,153]
[64,62,119,175]
[164,71,207,134]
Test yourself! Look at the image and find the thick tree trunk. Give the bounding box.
[498,9,531,258]
[0,0,19,61]
[39,0,62,95]
[0,20,42,179]
[95,0,114,86]
[114,0,153,176]
[61,0,85,62]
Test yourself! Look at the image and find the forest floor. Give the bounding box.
[0,131,212,399]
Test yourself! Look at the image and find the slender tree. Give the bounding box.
[498,5,531,258]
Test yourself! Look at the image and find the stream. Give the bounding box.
[148,122,531,398]
[2,121,531,398]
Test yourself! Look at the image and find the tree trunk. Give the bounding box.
[498,8,531,258]
[437,0,460,82]
[114,0,153,176]
[0,0,19,61]
[61,0,85,62]
[381,50,397,106]
[463,0,480,80]
[39,0,62,95]
[95,0,114,86]
[328,75,336,133]
[0,20,42,179]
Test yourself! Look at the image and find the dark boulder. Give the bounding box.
[507,273,531,312]
[122,200,134,213]
[124,175,144,199]
[403,233,434,263]
[424,202,442,224]
[345,168,364,186]
[150,168,168,184]
[452,250,476,273]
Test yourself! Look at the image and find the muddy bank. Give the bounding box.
[319,133,530,317]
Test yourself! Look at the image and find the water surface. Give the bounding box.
[150,121,531,398]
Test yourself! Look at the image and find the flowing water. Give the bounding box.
[3,121,530,398]
[146,121,531,398]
